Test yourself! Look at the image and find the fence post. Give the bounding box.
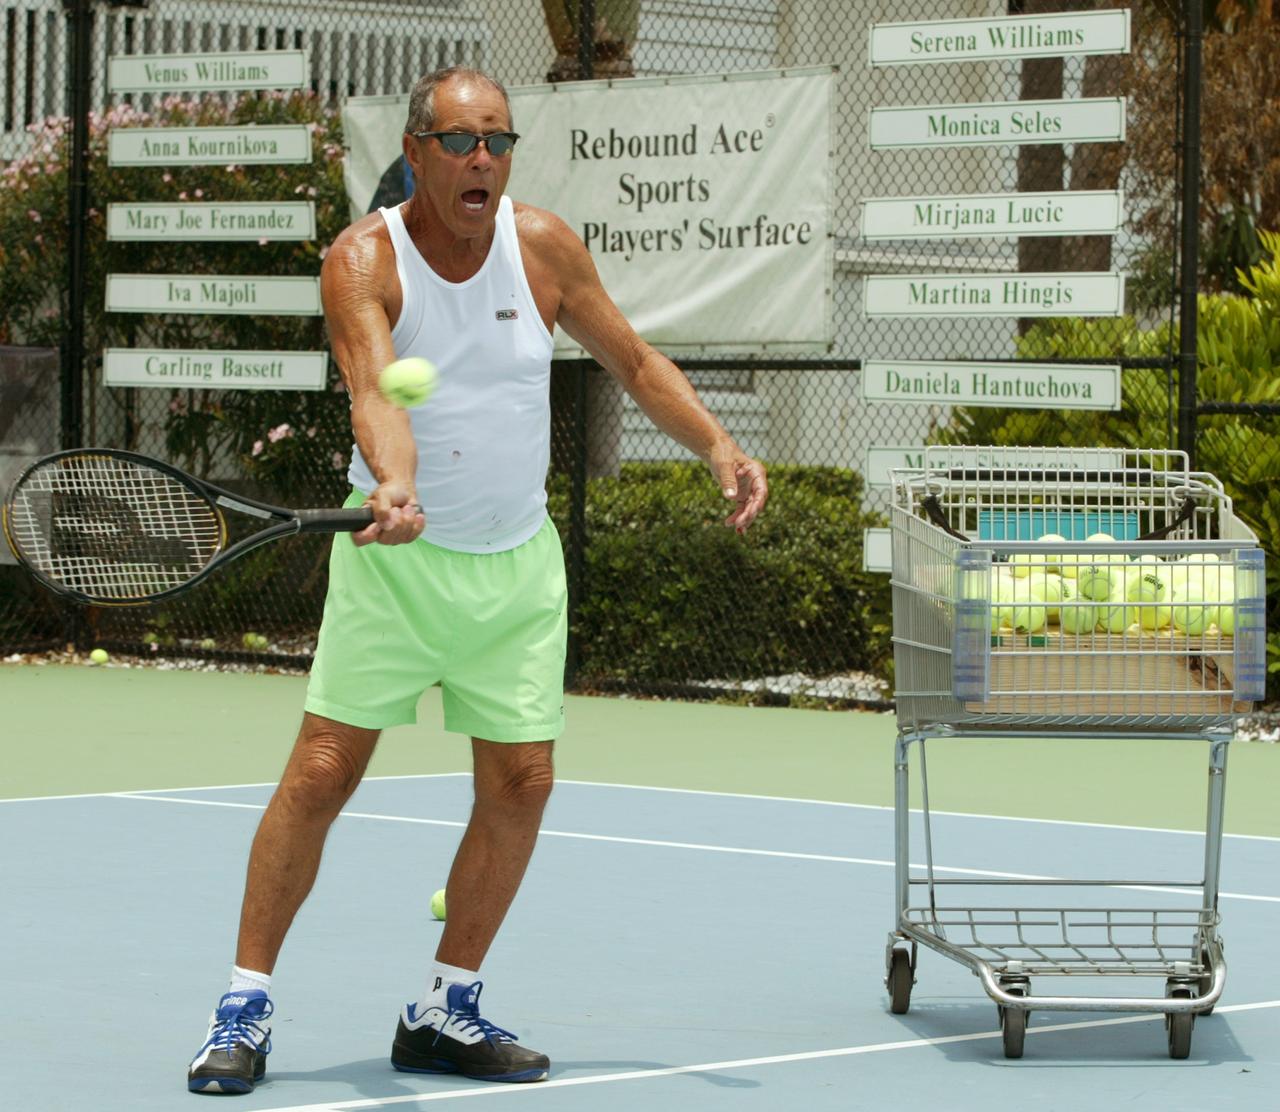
[1177,0,1203,466]
[61,0,93,451]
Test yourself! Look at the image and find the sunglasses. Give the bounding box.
[408,130,520,157]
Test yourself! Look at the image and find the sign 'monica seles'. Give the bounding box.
[107,202,316,242]
[108,50,309,94]
[108,125,312,167]
[869,97,1124,150]
[862,360,1122,411]
[864,272,1125,317]
[103,348,328,391]
[869,9,1131,66]
[105,275,322,316]
[861,190,1123,241]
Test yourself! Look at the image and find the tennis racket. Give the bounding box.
[2,448,376,606]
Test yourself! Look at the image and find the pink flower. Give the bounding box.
[331,451,345,470]
[162,172,173,183]
[252,440,264,457]
[306,426,317,438]
[27,209,40,222]
[33,234,43,246]
[194,188,203,198]
[267,423,293,443]
[178,191,188,200]
[258,237,269,246]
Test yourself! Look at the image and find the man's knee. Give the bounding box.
[278,719,377,816]
[473,740,554,813]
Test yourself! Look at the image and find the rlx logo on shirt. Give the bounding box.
[495,309,518,321]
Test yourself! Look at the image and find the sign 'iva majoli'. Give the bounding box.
[105,275,322,316]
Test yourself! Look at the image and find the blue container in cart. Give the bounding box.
[886,446,1266,1060]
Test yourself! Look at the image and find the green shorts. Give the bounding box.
[304,499,567,740]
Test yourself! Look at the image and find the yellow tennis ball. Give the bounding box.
[1217,604,1235,635]
[430,888,447,921]
[1170,588,1209,635]
[1077,564,1114,600]
[1126,572,1171,630]
[89,648,109,665]
[1060,601,1100,635]
[380,357,439,408]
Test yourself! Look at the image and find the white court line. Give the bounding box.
[254,998,1280,1112]
[112,794,1280,904]
[10,772,1277,844]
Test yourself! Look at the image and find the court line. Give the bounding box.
[254,998,1280,1112]
[9,771,1276,844]
[111,794,1280,904]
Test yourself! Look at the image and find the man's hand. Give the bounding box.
[710,447,768,534]
[353,481,426,546]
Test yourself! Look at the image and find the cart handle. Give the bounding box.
[921,490,1199,544]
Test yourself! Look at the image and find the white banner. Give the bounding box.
[862,360,1122,411]
[864,272,1126,317]
[869,10,1131,66]
[869,97,1125,150]
[103,348,328,390]
[342,68,836,355]
[860,190,1124,240]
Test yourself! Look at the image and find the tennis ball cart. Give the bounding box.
[885,447,1266,1059]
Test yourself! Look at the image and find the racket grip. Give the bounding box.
[296,507,376,533]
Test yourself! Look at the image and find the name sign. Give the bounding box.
[869,97,1124,150]
[867,445,1128,487]
[104,348,328,391]
[862,360,1122,411]
[861,190,1123,241]
[107,202,316,241]
[108,125,312,167]
[869,10,1130,66]
[108,50,309,94]
[105,275,322,316]
[863,528,892,574]
[864,272,1125,317]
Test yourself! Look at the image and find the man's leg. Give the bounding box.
[236,712,381,972]
[435,738,554,970]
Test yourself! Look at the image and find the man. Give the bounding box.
[187,65,768,1095]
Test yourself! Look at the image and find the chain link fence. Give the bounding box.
[6,0,1264,707]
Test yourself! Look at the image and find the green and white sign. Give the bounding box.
[105,275,322,316]
[861,190,1123,241]
[861,360,1122,411]
[104,348,328,391]
[863,528,892,573]
[869,10,1130,66]
[108,50,309,94]
[108,125,312,167]
[864,271,1125,317]
[866,445,1127,487]
[869,97,1124,150]
[107,202,316,242]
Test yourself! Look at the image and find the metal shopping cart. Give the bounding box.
[885,446,1266,1059]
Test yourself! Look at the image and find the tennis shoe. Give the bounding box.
[391,981,549,1082]
[187,989,273,1094]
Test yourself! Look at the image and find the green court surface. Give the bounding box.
[4,661,1277,837]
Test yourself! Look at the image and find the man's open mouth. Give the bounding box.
[461,189,488,212]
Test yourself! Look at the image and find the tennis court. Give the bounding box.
[3,661,1277,1111]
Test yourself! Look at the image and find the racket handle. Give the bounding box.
[296,507,376,533]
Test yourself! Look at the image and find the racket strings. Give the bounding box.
[6,454,223,600]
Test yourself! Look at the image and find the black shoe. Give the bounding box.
[187,990,272,1094]
[391,981,549,1083]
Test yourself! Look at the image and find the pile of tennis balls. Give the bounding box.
[988,533,1236,637]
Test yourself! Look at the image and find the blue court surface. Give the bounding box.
[3,773,1277,1111]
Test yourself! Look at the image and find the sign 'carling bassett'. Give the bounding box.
[342,67,836,355]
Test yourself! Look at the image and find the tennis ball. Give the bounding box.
[1217,604,1235,636]
[379,357,438,408]
[1077,564,1115,601]
[1060,601,1100,635]
[1011,581,1048,633]
[430,888,447,921]
[199,638,216,650]
[1007,552,1044,578]
[89,648,109,665]
[1126,572,1171,630]
[242,631,268,650]
[1037,533,1067,573]
[1037,573,1067,621]
[1100,601,1137,634]
[1170,589,1209,635]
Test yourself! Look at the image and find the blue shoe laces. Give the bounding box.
[437,981,517,1046]
[201,992,273,1057]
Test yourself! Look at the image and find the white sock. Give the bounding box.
[229,965,272,996]
[417,961,480,1012]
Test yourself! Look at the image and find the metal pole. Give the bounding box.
[577,0,596,80]
[62,0,93,450]
[1177,0,1203,465]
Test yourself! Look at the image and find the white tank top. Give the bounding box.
[348,196,555,553]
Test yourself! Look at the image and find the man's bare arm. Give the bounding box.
[538,212,768,530]
[320,220,425,545]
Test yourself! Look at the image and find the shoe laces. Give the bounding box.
[440,981,517,1046]
[205,994,273,1057]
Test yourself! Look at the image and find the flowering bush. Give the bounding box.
[0,91,354,503]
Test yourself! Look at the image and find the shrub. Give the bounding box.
[548,462,891,695]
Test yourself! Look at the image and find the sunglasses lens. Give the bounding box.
[486,133,516,156]
[439,133,478,155]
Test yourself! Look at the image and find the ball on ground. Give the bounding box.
[379,357,438,408]
[430,888,447,921]
[89,648,109,665]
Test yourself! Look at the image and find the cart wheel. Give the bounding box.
[1000,986,1028,1059]
[1196,948,1215,1016]
[1166,984,1195,1059]
[887,949,913,1014]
